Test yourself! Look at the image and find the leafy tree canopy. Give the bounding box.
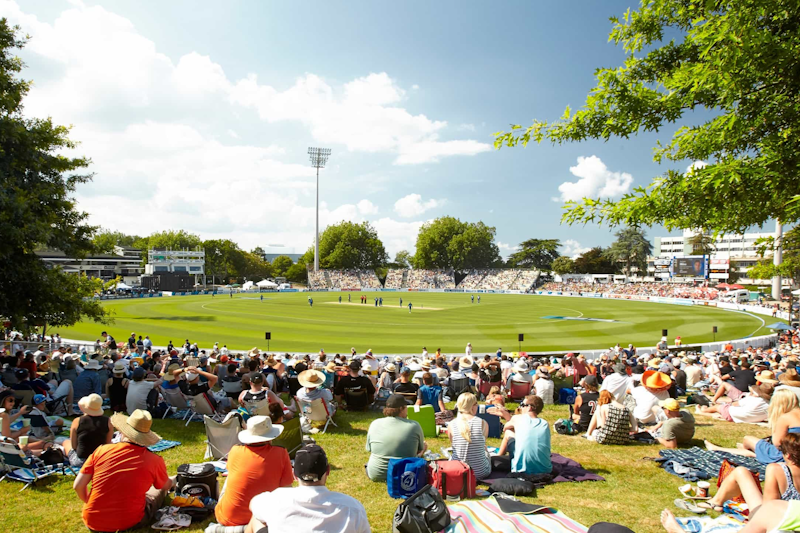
[604,227,653,274]
[573,247,616,274]
[495,0,800,234]
[394,250,414,269]
[92,230,143,254]
[138,230,202,251]
[508,239,560,270]
[414,216,500,270]
[748,225,800,282]
[0,20,108,330]
[551,256,576,276]
[271,255,295,278]
[301,221,388,270]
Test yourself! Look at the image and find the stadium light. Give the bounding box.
[308,147,332,272]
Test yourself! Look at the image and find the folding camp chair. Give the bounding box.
[191,393,224,427]
[297,398,336,434]
[160,386,194,424]
[221,378,243,399]
[507,381,533,401]
[203,413,244,460]
[244,398,271,417]
[477,379,502,400]
[407,404,436,438]
[0,438,74,491]
[343,388,371,411]
[476,411,502,439]
[272,415,302,459]
[446,377,470,400]
[398,392,418,405]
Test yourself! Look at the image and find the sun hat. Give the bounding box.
[756,370,778,384]
[582,375,599,388]
[421,360,432,370]
[394,356,403,362]
[513,361,529,373]
[79,393,104,416]
[238,415,283,444]
[385,363,397,373]
[84,359,101,370]
[33,394,47,405]
[642,370,672,392]
[614,362,627,375]
[111,409,161,446]
[164,363,181,381]
[294,444,328,483]
[751,383,776,402]
[659,398,681,412]
[113,362,126,376]
[325,361,336,372]
[460,356,474,368]
[298,369,326,389]
[779,369,800,387]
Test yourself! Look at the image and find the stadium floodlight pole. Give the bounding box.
[308,147,332,272]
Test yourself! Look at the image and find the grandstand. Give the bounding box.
[457,268,540,291]
[385,268,456,289]
[307,267,536,291]
[384,268,405,289]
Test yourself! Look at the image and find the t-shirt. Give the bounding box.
[126,381,154,415]
[661,411,696,444]
[631,386,669,423]
[417,385,443,412]
[81,442,168,532]
[334,375,375,398]
[250,486,371,533]
[365,416,425,481]
[729,369,757,392]
[510,416,552,475]
[214,444,293,527]
[673,369,687,391]
[685,365,704,386]
[600,373,632,403]
[392,381,419,395]
[729,395,769,424]
[533,378,554,405]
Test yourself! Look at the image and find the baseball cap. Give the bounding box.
[386,394,408,409]
[348,361,361,372]
[582,375,598,388]
[400,366,411,375]
[294,444,328,483]
[660,398,680,412]
[132,367,146,380]
[33,394,47,405]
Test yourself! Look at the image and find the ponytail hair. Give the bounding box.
[455,393,478,443]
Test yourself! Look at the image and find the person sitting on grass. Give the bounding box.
[532,365,555,405]
[709,359,758,404]
[296,369,335,416]
[376,363,397,400]
[28,393,64,440]
[179,365,229,413]
[214,415,293,528]
[391,366,419,397]
[573,375,600,432]
[62,393,113,468]
[334,361,375,410]
[484,385,506,407]
[704,388,800,463]
[586,390,638,445]
[629,370,672,425]
[416,372,449,419]
[239,373,292,418]
[662,499,800,533]
[600,362,633,404]
[245,444,371,533]
[691,432,800,514]
[649,398,695,449]
[697,382,774,424]
[365,394,427,481]
[73,359,104,402]
[448,393,491,480]
[73,410,174,532]
[106,362,129,413]
[493,395,552,475]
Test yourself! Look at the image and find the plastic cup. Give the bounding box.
[697,481,710,498]
[22,418,30,427]
[19,435,29,447]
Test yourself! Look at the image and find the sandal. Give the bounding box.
[696,501,724,512]
[674,499,706,514]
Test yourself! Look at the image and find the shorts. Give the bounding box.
[755,438,784,464]
[718,403,734,422]
[725,384,746,401]
[68,449,86,468]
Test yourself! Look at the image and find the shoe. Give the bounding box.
[674,499,706,514]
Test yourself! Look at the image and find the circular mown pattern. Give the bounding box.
[55,292,769,353]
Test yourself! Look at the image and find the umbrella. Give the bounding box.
[727,284,745,290]
[766,322,793,331]
[716,283,730,289]
[792,289,800,295]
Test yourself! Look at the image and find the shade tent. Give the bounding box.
[242,281,254,291]
[115,282,132,290]
[767,322,793,331]
[792,289,800,295]
[256,279,278,288]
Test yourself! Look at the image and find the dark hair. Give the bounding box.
[250,372,264,385]
[383,406,404,417]
[227,363,237,373]
[248,360,258,372]
[780,432,800,465]
[523,395,544,415]
[471,363,479,373]
[422,372,433,385]
[268,402,284,424]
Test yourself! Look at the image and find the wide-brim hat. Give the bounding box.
[756,371,778,384]
[79,393,104,416]
[460,356,474,368]
[238,415,283,444]
[642,370,672,391]
[113,363,126,375]
[325,362,336,372]
[779,369,800,388]
[298,369,326,389]
[751,383,775,402]
[111,409,160,446]
[385,363,397,373]
[84,359,101,370]
[164,363,181,381]
[513,362,529,373]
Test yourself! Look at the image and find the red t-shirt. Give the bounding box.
[81,442,168,532]
[214,443,294,526]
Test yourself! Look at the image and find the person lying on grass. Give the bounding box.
[662,499,800,533]
[696,382,774,424]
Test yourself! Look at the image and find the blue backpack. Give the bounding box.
[387,457,428,499]
[559,388,577,405]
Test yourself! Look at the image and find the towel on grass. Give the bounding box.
[675,515,742,533]
[481,453,604,486]
[444,499,587,533]
[169,409,204,422]
[658,447,766,481]
[148,440,181,453]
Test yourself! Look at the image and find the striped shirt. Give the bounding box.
[448,416,491,479]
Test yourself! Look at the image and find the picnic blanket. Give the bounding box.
[169,409,204,423]
[148,440,181,453]
[481,453,604,485]
[675,515,742,533]
[658,447,766,482]
[444,498,587,533]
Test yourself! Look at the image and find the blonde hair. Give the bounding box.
[488,386,501,396]
[768,389,799,429]
[455,393,478,443]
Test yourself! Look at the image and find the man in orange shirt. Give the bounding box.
[214,415,294,526]
[73,410,173,532]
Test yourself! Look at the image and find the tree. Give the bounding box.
[271,255,295,277]
[508,239,560,270]
[573,247,616,274]
[0,21,108,330]
[241,252,273,281]
[688,233,716,256]
[604,227,653,275]
[285,260,308,284]
[394,250,414,268]
[301,221,388,269]
[138,230,202,251]
[551,256,576,275]
[748,226,800,283]
[251,246,266,257]
[92,230,142,254]
[495,1,800,235]
[414,216,500,270]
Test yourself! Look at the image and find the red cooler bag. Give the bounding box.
[428,460,476,499]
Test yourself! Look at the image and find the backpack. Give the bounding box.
[554,418,580,436]
[392,484,451,533]
[387,457,429,499]
[176,463,219,500]
[427,460,476,500]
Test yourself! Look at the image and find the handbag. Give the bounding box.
[392,484,451,533]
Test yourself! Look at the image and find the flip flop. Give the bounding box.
[695,501,723,512]
[674,498,706,514]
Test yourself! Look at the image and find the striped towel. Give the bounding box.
[444,499,587,533]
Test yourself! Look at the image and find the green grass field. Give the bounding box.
[55,292,769,354]
[0,403,766,533]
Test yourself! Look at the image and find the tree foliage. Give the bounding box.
[138,230,202,251]
[748,225,800,282]
[551,256,576,275]
[0,20,108,330]
[414,216,500,270]
[604,227,653,275]
[508,239,560,270]
[271,255,295,278]
[202,239,272,283]
[301,221,388,270]
[495,0,800,234]
[394,250,414,269]
[92,230,142,254]
[687,233,716,256]
[573,247,616,274]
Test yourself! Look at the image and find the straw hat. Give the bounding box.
[642,370,672,392]
[779,369,800,388]
[113,362,126,376]
[421,360,432,370]
[84,359,101,370]
[325,361,336,372]
[111,409,161,446]
[756,370,778,385]
[164,363,181,381]
[460,356,474,368]
[750,383,776,402]
[298,369,326,389]
[513,361,529,373]
[79,393,104,417]
[385,363,397,373]
[238,415,283,444]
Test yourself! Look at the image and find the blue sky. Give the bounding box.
[7,0,689,259]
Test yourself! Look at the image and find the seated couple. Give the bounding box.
[489,395,553,475]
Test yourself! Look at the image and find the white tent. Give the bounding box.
[115,282,132,290]
[257,279,278,288]
[242,281,255,291]
[792,289,800,295]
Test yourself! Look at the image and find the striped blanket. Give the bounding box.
[444,499,587,533]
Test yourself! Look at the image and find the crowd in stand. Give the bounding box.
[542,281,723,300]
[326,269,362,289]
[4,325,800,532]
[383,269,404,288]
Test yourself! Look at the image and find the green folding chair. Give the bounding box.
[407,404,436,438]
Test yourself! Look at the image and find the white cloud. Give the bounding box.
[411,84,420,90]
[554,156,634,202]
[373,218,426,256]
[561,239,591,259]
[457,123,476,132]
[227,129,239,139]
[393,194,444,218]
[357,199,379,215]
[497,242,519,257]
[686,160,708,174]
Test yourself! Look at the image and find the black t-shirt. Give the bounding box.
[720,364,733,377]
[577,391,599,431]
[179,381,217,409]
[728,369,757,392]
[674,369,687,391]
[334,375,375,397]
[392,381,420,394]
[106,335,116,348]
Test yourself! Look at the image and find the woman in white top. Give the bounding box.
[447,393,491,480]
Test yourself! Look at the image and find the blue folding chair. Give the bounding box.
[0,438,75,491]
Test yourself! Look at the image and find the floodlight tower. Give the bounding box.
[308,147,332,272]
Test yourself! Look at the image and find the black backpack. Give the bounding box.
[393,484,451,533]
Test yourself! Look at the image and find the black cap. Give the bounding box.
[386,394,408,408]
[583,375,599,387]
[132,367,146,380]
[294,444,328,482]
[349,360,361,372]
[250,372,264,385]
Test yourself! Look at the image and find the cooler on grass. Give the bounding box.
[407,404,436,438]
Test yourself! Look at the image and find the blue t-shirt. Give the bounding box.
[418,385,442,413]
[511,416,552,475]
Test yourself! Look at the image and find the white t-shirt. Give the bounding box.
[250,485,371,533]
[126,381,154,414]
[533,379,554,405]
[685,365,704,386]
[631,386,669,423]
[730,395,769,424]
[600,373,632,403]
[465,346,472,356]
